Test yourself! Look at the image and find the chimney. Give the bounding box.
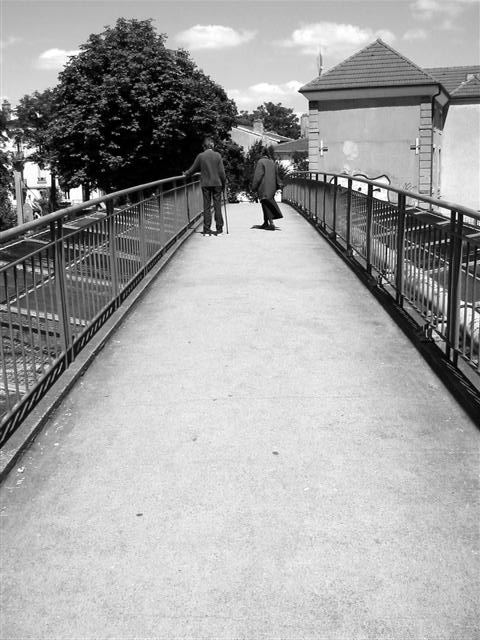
[2,99,12,121]
[253,118,264,135]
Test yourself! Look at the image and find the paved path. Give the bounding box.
[1,203,478,640]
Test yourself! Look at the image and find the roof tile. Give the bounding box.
[300,39,439,92]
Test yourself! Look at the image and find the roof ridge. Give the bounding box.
[305,38,440,86]
[375,38,440,84]
[320,39,381,78]
[425,65,480,71]
[451,73,480,95]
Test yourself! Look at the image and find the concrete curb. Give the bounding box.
[0,218,202,483]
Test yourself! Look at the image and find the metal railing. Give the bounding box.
[0,174,202,446]
[283,172,480,383]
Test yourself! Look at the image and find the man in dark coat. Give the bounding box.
[184,137,226,235]
[252,146,283,230]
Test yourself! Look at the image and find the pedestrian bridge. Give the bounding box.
[0,176,479,639]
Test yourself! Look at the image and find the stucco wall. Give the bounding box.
[309,104,420,190]
[441,104,480,210]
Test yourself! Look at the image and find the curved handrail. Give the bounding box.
[290,171,480,220]
[0,173,198,244]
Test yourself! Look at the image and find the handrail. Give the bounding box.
[0,174,197,244]
[283,171,480,383]
[0,172,203,447]
[292,171,480,220]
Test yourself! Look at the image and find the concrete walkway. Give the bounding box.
[1,203,478,640]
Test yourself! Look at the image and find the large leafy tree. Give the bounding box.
[236,102,300,139]
[49,18,237,192]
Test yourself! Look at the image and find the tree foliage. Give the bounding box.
[214,139,246,203]
[48,18,237,192]
[0,112,16,231]
[236,102,300,139]
[16,88,59,210]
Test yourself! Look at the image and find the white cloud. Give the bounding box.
[36,48,80,70]
[228,81,305,112]
[0,36,22,49]
[279,22,396,61]
[403,27,428,40]
[410,0,479,28]
[175,25,256,50]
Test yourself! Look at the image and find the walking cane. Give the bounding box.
[222,188,229,234]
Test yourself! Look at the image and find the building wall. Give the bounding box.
[230,128,280,153]
[308,103,421,190]
[441,103,480,210]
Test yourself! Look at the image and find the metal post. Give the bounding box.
[308,172,312,217]
[52,219,72,366]
[366,183,374,275]
[106,200,119,305]
[346,178,352,254]
[314,173,319,223]
[138,190,147,267]
[446,210,463,365]
[322,174,327,228]
[184,177,191,227]
[395,193,406,306]
[332,176,338,238]
[157,185,166,249]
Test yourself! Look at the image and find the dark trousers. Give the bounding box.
[202,186,223,231]
[260,198,283,226]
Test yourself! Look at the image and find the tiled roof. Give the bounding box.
[424,66,480,93]
[273,138,308,153]
[234,124,292,142]
[450,74,480,98]
[300,39,439,92]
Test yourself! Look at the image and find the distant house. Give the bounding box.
[2,100,99,221]
[272,137,309,172]
[299,39,480,209]
[230,118,293,153]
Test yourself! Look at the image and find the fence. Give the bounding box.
[0,174,202,446]
[283,172,480,383]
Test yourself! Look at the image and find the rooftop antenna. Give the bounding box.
[317,48,324,76]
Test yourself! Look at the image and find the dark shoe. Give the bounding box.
[259,223,270,229]
[216,229,223,235]
[203,229,215,236]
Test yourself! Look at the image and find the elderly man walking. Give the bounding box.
[184,137,226,236]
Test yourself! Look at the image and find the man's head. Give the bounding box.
[203,137,214,150]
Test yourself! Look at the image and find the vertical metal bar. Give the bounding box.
[331,176,338,237]
[138,190,147,267]
[322,174,327,227]
[366,184,373,275]
[158,186,166,250]
[52,219,72,366]
[314,174,319,223]
[107,200,119,305]
[346,178,352,254]
[395,193,406,306]
[3,270,21,399]
[446,210,463,365]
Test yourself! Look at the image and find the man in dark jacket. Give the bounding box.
[184,137,226,235]
[251,146,283,230]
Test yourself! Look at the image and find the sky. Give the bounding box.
[1,0,479,117]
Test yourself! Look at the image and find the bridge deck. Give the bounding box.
[1,203,478,639]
